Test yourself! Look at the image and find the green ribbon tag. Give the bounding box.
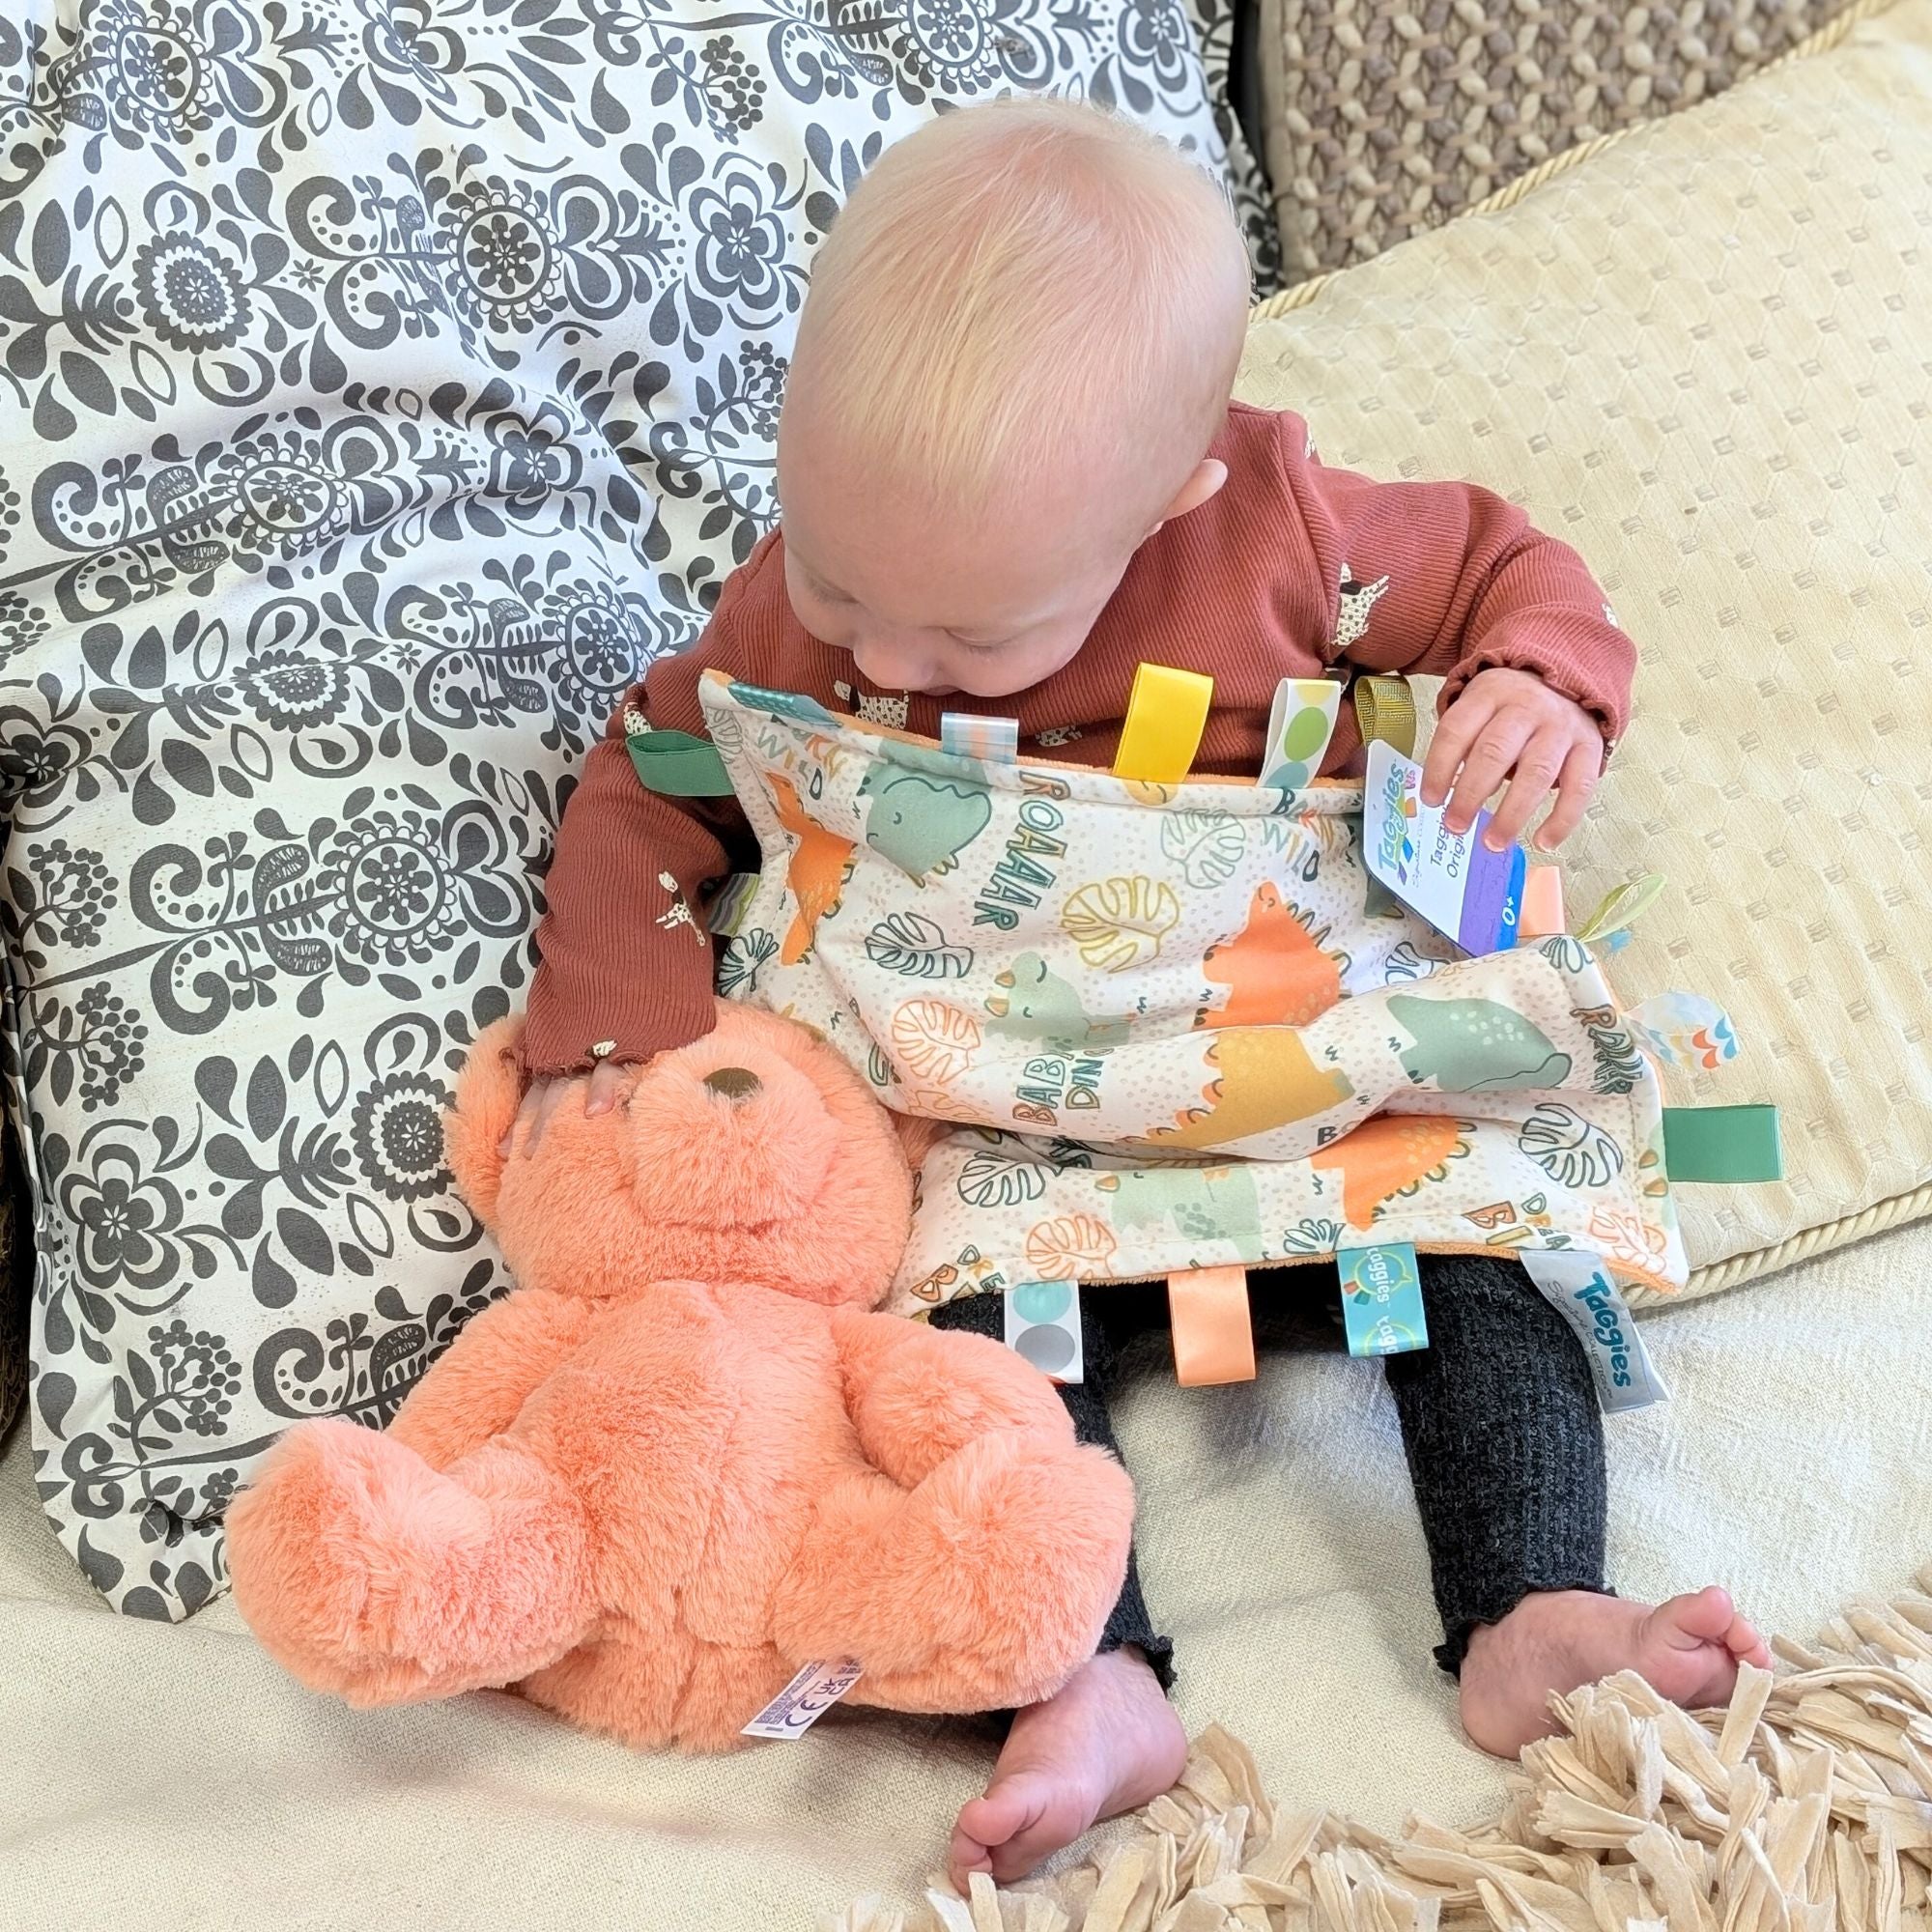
[1576,871,1666,943]
[1661,1105,1783,1183]
[627,729,733,798]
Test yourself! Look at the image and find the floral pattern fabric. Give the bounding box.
[1,0,1268,1619]
[696,676,1689,1314]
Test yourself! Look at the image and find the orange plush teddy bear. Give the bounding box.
[226,1002,1134,1749]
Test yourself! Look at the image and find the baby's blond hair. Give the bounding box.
[786,99,1252,535]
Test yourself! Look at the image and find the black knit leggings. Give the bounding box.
[930,1253,1608,1686]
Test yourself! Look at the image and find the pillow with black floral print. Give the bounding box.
[0,0,1269,1617]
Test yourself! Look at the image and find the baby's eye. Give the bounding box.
[947,633,1011,652]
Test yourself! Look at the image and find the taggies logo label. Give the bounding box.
[1375,763,1417,881]
[1575,1274,1634,1389]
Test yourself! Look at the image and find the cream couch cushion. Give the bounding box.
[1238,0,1932,1296]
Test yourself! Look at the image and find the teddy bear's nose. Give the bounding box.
[702,1066,762,1102]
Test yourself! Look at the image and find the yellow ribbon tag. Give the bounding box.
[1576,872,1666,943]
[1352,674,1417,755]
[1114,663,1213,783]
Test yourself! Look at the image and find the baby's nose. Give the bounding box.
[702,1066,762,1102]
[852,636,928,691]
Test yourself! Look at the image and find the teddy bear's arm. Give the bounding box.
[386,1289,593,1469]
[831,1306,1075,1491]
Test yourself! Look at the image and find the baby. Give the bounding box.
[513,99,1769,1890]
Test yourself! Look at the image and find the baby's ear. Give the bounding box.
[442,1016,526,1223]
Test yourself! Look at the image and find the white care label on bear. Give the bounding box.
[741,1658,864,1740]
[1519,1250,1670,1414]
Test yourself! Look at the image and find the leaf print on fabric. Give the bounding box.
[1519,1103,1625,1189]
[1587,1204,1668,1265]
[717,926,779,997]
[956,1147,1049,1210]
[865,911,973,980]
[890,999,981,1085]
[1279,1216,1347,1255]
[1382,940,1451,983]
[1061,875,1180,974]
[1159,809,1246,888]
[1023,1213,1118,1281]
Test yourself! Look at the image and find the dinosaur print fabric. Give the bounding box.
[696,675,1687,1313]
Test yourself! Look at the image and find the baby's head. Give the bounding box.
[778,99,1252,699]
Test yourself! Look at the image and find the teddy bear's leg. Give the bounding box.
[228,1415,596,1707]
[772,1428,1135,1716]
[832,1307,1076,1490]
[384,1289,592,1471]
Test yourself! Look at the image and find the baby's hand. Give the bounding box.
[500,1062,631,1158]
[1422,668,1605,852]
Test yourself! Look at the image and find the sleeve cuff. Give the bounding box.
[515,988,721,1079]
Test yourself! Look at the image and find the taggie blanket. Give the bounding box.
[695,675,1688,1311]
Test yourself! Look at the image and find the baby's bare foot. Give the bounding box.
[947,1648,1186,1891]
[1461,1585,1772,1758]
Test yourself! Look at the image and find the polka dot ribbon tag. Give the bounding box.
[1003,1279,1084,1384]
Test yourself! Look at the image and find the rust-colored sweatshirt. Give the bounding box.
[522,404,1634,1075]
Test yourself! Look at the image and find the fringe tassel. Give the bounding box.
[826,1563,1932,1931]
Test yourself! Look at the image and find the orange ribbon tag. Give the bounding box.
[1518,867,1566,940]
[1168,1265,1256,1386]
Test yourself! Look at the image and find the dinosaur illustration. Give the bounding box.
[1145,1029,1354,1151]
[1196,882,1343,1029]
[1308,1114,1468,1230]
[859,767,992,881]
[1094,1162,1264,1247]
[1388,995,1573,1093]
[985,952,1132,1050]
[767,772,856,966]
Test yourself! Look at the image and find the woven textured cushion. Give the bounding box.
[1257,0,1850,278]
[1239,0,1932,1296]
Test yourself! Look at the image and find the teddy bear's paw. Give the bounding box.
[228,1415,492,1704]
[780,1431,1135,1711]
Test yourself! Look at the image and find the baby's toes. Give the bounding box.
[1724,1612,1773,1669]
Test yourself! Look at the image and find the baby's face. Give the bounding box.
[777,420,1136,701]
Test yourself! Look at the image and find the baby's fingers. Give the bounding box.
[502,1076,572,1158]
[500,1082,543,1158]
[1483,727,1571,851]
[1532,742,1604,852]
[1443,711,1534,838]
[1420,689,1496,810]
[584,1059,628,1117]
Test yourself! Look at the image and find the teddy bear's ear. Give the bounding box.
[442,1015,526,1223]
